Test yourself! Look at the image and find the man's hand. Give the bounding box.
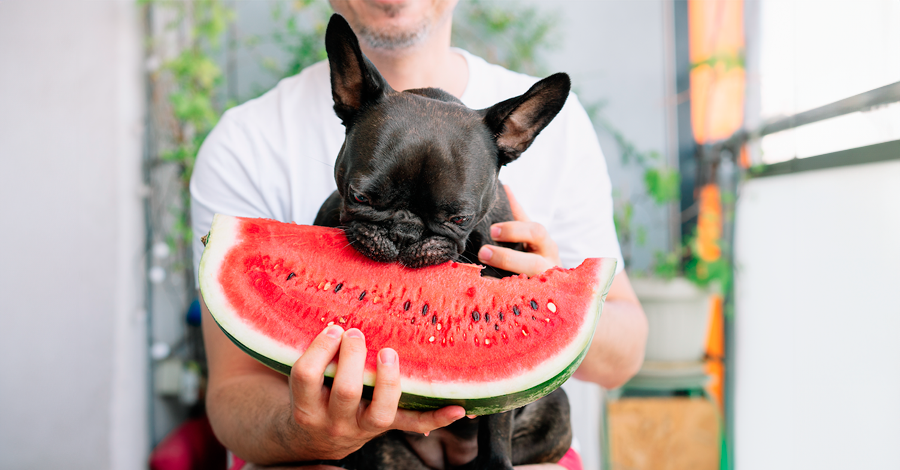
[477,186,562,276]
[287,325,466,459]
[201,298,465,465]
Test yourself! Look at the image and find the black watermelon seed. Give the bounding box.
[530,300,539,310]
[431,315,437,325]
[411,318,415,324]
[286,272,295,281]
[499,312,504,321]
[494,324,500,331]
[513,306,521,316]
[334,283,343,293]
[485,313,491,323]
[404,300,411,311]
[532,315,537,321]
[359,291,366,301]
[422,304,429,316]
[472,311,480,322]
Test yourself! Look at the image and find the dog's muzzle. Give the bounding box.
[345,221,463,268]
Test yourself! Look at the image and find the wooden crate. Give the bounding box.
[607,397,719,470]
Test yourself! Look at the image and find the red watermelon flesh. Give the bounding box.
[199,214,617,414]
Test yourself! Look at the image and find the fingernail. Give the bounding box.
[346,328,363,339]
[325,325,343,338]
[379,348,396,366]
[490,225,501,239]
[467,414,477,419]
[424,431,429,437]
[478,245,492,262]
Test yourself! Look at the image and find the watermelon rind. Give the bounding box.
[218,317,594,415]
[199,214,617,415]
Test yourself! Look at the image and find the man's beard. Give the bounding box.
[356,20,431,51]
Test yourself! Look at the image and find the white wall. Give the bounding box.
[0,1,148,468]
[734,160,900,469]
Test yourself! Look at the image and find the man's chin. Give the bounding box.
[356,22,430,51]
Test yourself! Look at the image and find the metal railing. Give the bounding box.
[706,80,900,161]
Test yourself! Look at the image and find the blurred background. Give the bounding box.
[1,0,898,469]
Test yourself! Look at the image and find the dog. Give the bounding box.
[313,14,574,470]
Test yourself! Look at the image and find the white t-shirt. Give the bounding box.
[190,49,622,469]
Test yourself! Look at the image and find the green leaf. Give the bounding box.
[652,250,681,280]
[644,167,680,205]
[636,226,647,247]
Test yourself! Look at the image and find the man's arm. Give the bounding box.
[201,297,466,464]
[570,271,647,388]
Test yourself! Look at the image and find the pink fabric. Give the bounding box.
[149,416,226,470]
[230,448,582,470]
[557,448,584,470]
[229,454,244,470]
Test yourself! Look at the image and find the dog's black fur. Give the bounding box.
[313,14,573,470]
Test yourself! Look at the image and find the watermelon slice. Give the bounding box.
[199,214,617,415]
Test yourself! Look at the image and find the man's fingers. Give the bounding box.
[490,221,555,255]
[479,244,554,278]
[328,328,368,423]
[392,406,466,434]
[360,348,402,433]
[291,325,344,409]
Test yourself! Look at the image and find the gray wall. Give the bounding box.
[0,1,147,468]
[536,0,674,272]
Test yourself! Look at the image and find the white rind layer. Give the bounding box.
[200,215,319,373]
[199,213,617,399]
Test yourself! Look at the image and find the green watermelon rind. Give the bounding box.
[199,214,617,415]
[216,316,594,415]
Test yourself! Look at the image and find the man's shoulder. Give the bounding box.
[458,50,545,108]
[220,60,332,128]
[459,50,583,117]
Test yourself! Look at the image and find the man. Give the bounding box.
[191,1,648,468]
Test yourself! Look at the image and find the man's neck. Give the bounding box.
[359,20,468,98]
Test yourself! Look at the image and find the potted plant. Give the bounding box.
[608,134,730,385]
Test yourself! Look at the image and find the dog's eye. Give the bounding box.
[450,215,468,225]
[352,193,368,204]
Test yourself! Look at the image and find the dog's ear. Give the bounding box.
[325,14,392,126]
[482,73,571,166]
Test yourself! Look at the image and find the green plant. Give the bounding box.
[145,0,235,272]
[600,117,679,268]
[260,0,330,82]
[601,119,730,293]
[651,234,731,291]
[452,0,560,75]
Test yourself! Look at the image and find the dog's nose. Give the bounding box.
[390,222,423,248]
[390,211,423,248]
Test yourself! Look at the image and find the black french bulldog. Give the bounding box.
[313,14,574,470]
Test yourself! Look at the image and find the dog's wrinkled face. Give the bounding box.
[336,92,500,267]
[322,14,570,268]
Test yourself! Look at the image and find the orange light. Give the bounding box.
[689,0,746,144]
[696,184,722,262]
